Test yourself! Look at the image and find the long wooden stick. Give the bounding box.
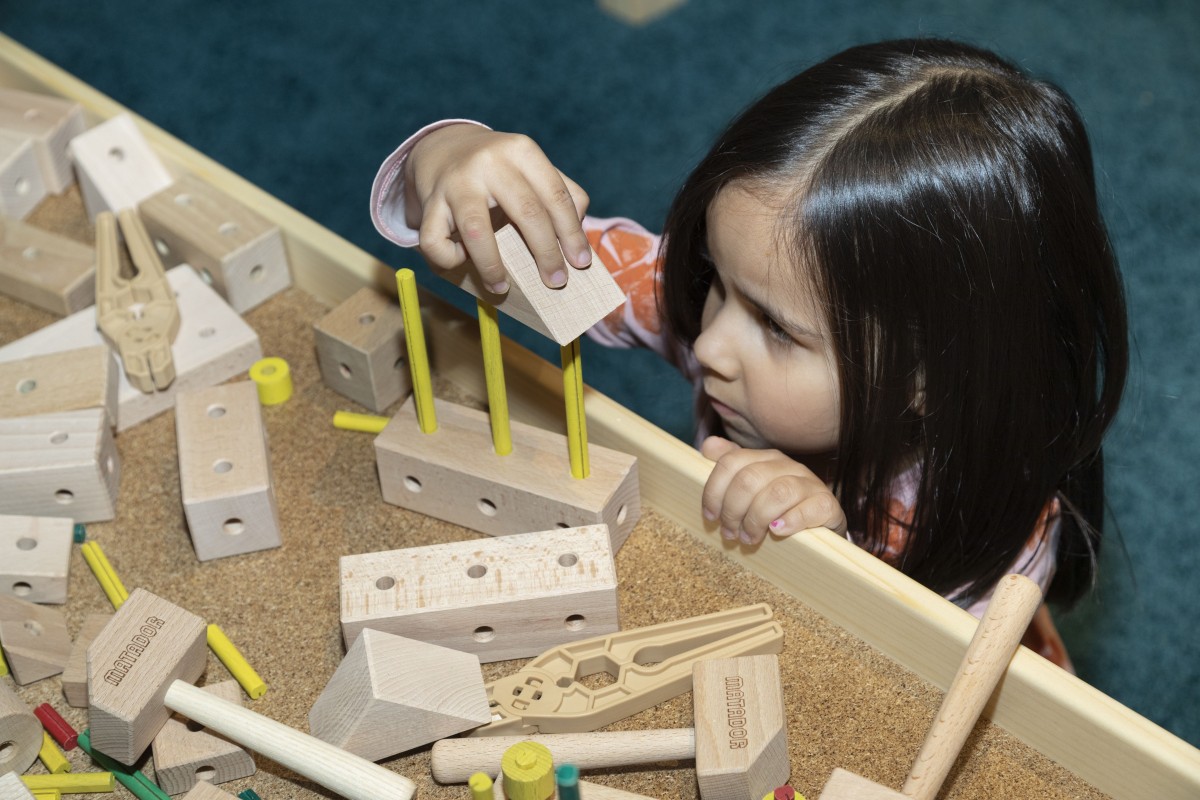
[396,268,436,433]
[560,338,589,478]
[477,298,512,455]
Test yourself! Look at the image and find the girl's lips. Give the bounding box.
[708,396,740,421]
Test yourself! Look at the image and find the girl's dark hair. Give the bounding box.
[660,38,1128,608]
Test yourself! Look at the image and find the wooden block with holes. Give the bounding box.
[62,612,112,708]
[175,381,281,561]
[375,396,639,552]
[0,515,72,604]
[0,345,118,428]
[0,408,120,523]
[67,113,174,219]
[152,679,256,795]
[309,628,490,760]
[0,266,261,431]
[0,86,85,194]
[313,285,411,413]
[139,173,291,314]
[0,130,46,220]
[340,524,618,661]
[0,215,95,316]
[0,594,72,684]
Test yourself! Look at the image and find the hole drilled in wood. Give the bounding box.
[219,222,240,237]
[49,432,68,444]
[54,489,74,504]
[478,498,498,516]
[185,720,204,733]
[17,378,36,394]
[358,313,376,326]
[565,614,586,631]
[108,146,125,162]
[174,193,193,206]
[403,476,422,492]
[223,518,245,535]
[393,355,405,370]
[467,564,488,579]
[16,538,36,551]
[250,264,264,281]
[558,553,578,567]
[199,326,216,338]
[199,268,214,285]
[15,178,29,197]
[21,246,39,260]
[617,505,628,525]
[195,766,216,782]
[23,620,43,636]
[473,626,495,642]
[213,460,233,474]
[207,404,226,418]
[12,583,31,597]
[338,363,352,379]
[155,238,170,257]
[375,576,395,590]
[0,741,15,763]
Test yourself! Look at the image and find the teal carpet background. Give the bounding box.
[3,1,1197,751]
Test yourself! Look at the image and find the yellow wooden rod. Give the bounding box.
[560,338,590,479]
[87,541,129,604]
[0,645,8,677]
[38,731,72,774]
[23,771,115,792]
[396,268,437,433]
[80,542,127,610]
[332,410,389,434]
[477,299,512,456]
[207,624,268,700]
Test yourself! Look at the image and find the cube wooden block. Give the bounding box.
[0,344,118,428]
[62,612,112,708]
[140,174,291,314]
[0,215,95,316]
[0,594,72,684]
[0,515,72,604]
[313,285,411,413]
[0,86,85,194]
[67,113,173,219]
[340,525,619,662]
[152,679,256,795]
[0,130,46,220]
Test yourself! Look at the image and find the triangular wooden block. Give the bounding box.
[62,612,113,707]
[308,628,490,761]
[179,782,241,800]
[0,594,71,684]
[152,679,256,795]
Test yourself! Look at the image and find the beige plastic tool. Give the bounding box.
[472,604,783,737]
[95,208,181,392]
[818,574,1043,800]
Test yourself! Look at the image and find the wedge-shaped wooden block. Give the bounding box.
[62,612,112,708]
[152,679,256,795]
[309,628,490,760]
[693,655,789,800]
[443,223,624,346]
[175,381,281,561]
[375,397,640,552]
[67,113,174,219]
[0,86,85,194]
[340,525,619,661]
[0,345,118,428]
[0,594,72,684]
[0,216,95,316]
[180,783,240,800]
[0,131,46,220]
[87,588,208,766]
[817,769,905,799]
[313,285,411,413]
[140,174,291,314]
[0,408,120,523]
[0,515,72,604]
[0,266,262,431]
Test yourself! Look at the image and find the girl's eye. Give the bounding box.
[762,312,793,344]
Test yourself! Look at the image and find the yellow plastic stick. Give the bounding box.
[39,731,72,774]
[477,299,512,456]
[31,791,62,800]
[23,771,116,792]
[0,645,8,676]
[469,772,494,800]
[560,338,589,479]
[396,268,436,433]
[80,542,128,609]
[207,624,268,700]
[332,410,390,434]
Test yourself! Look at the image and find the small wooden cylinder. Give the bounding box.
[0,679,44,775]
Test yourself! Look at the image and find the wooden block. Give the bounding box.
[444,223,624,346]
[67,113,173,220]
[0,772,36,799]
[175,381,281,561]
[0,515,72,604]
[139,174,291,314]
[152,679,256,795]
[309,628,490,761]
[693,655,789,800]
[0,345,118,428]
[0,680,43,775]
[817,768,905,799]
[375,396,639,552]
[0,266,262,431]
[0,215,95,316]
[0,408,120,523]
[0,131,46,220]
[86,588,208,766]
[313,285,411,413]
[62,612,112,708]
[0,594,72,684]
[0,86,85,194]
[340,525,619,661]
[179,783,240,800]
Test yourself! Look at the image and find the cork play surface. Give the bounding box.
[1,190,1109,799]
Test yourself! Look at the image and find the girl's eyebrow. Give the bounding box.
[741,282,824,339]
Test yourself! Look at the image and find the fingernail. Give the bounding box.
[721,527,736,541]
[577,249,592,267]
[770,518,785,530]
[549,270,567,288]
[488,280,509,294]
[739,530,753,545]
[703,508,717,522]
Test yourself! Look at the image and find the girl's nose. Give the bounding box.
[693,313,738,379]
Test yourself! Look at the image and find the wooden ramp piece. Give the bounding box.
[313,285,411,413]
[152,679,256,795]
[0,130,47,220]
[340,525,619,662]
[67,113,173,219]
[0,216,95,316]
[61,612,113,708]
[0,514,73,604]
[0,594,72,684]
[0,345,118,428]
[0,86,86,194]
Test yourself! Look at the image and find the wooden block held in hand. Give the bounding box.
[67,114,173,219]
[313,285,411,413]
[0,345,118,428]
[0,216,95,316]
[0,594,72,684]
[152,679,256,795]
[0,514,73,604]
[62,612,112,708]
[0,86,86,194]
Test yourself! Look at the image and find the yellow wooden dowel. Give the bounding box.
[0,646,8,677]
[80,541,128,610]
[477,299,512,456]
[396,268,437,433]
[38,731,71,774]
[332,410,390,434]
[207,623,268,700]
[23,771,115,793]
[560,338,589,479]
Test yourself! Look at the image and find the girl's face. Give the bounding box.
[695,185,841,466]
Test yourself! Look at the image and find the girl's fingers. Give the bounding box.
[417,202,469,272]
[761,487,848,539]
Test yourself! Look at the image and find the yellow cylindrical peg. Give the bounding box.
[396,268,437,433]
[500,741,554,800]
[39,731,71,774]
[560,338,589,479]
[23,771,116,792]
[0,645,8,676]
[477,299,512,456]
[332,410,390,434]
[80,542,128,609]
[249,356,293,405]
[31,791,62,800]
[207,624,268,700]
[469,772,494,800]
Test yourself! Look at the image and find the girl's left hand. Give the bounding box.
[700,436,848,545]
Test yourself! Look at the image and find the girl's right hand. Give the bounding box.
[403,124,593,293]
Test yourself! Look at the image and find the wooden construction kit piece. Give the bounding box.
[0,594,72,684]
[61,612,112,708]
[152,679,256,795]
[67,113,173,219]
[0,86,85,194]
[139,173,292,313]
[175,381,281,561]
[0,408,120,522]
[0,772,36,799]
[0,130,46,219]
[313,284,411,413]
[85,588,417,799]
[375,397,639,551]
[340,525,618,661]
[817,574,1043,800]
[0,265,262,431]
[0,215,94,316]
[0,514,72,604]
[308,628,491,761]
[180,783,240,800]
[0,680,42,775]
[491,771,658,800]
[0,345,118,427]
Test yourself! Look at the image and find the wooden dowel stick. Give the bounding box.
[207,624,268,700]
[332,410,389,433]
[80,542,128,610]
[477,298,512,456]
[560,338,589,479]
[395,268,436,433]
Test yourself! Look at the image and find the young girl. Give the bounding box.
[369,38,1128,670]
